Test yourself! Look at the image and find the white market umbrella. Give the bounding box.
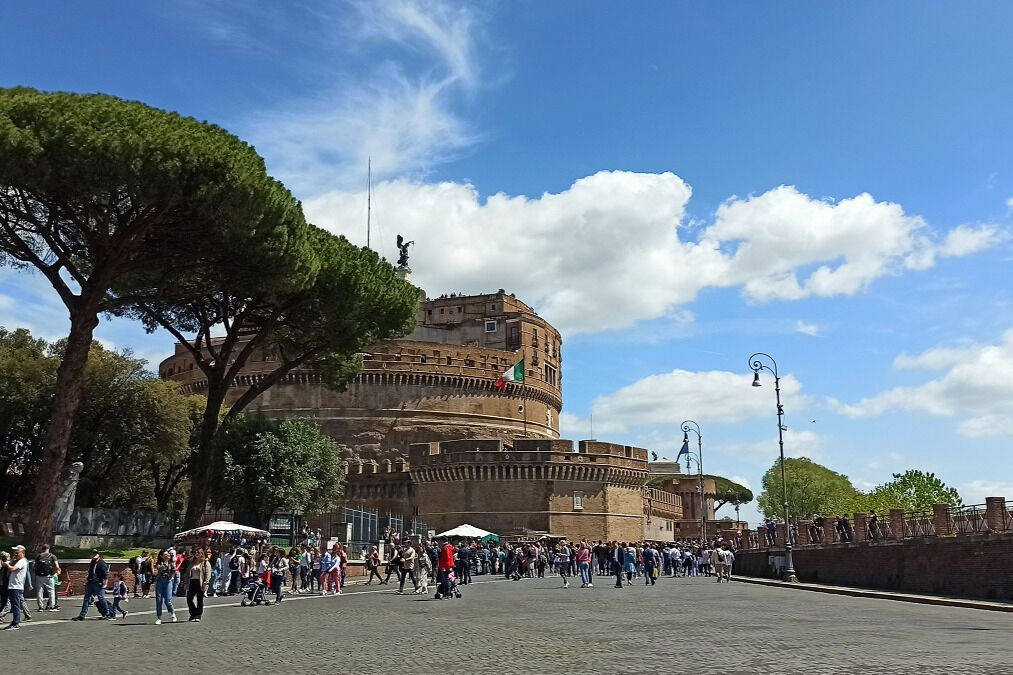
[173,520,270,542]
[435,523,496,539]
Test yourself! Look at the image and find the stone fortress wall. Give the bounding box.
[160,289,689,541]
[409,438,682,543]
[159,290,563,465]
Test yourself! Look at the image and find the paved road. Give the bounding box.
[6,575,1012,673]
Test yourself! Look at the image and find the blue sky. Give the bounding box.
[3,1,1013,524]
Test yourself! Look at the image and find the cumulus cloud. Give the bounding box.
[834,330,1013,437]
[559,368,807,436]
[795,320,822,337]
[310,177,1000,335]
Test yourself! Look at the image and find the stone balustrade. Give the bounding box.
[737,497,1013,551]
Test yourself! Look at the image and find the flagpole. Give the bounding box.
[522,387,528,436]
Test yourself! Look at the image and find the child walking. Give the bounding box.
[108,572,129,619]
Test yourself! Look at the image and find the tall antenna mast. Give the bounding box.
[370,156,374,248]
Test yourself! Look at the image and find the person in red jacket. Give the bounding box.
[438,541,455,572]
[436,540,455,595]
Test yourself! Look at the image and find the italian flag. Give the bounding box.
[494,359,525,389]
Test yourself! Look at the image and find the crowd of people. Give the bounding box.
[1,534,738,631]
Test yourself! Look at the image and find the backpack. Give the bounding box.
[229,556,240,571]
[35,554,55,577]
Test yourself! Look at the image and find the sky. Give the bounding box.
[3,1,1013,525]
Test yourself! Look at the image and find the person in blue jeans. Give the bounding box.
[153,550,177,625]
[71,552,110,621]
[2,545,29,630]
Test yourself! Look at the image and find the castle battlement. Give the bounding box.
[406,438,650,487]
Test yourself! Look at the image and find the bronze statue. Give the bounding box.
[396,234,414,268]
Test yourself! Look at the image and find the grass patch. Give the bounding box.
[0,535,153,560]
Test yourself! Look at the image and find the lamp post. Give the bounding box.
[681,420,705,541]
[748,352,798,583]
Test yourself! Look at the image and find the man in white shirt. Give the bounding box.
[3,545,29,630]
[722,546,735,581]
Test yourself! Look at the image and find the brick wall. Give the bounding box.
[734,534,1013,601]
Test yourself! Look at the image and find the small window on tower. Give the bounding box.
[485,320,497,333]
[573,491,584,511]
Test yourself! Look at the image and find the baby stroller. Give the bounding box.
[434,569,462,600]
[240,570,271,606]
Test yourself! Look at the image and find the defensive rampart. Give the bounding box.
[735,498,1013,601]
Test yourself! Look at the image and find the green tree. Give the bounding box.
[0,88,309,548]
[0,327,57,503]
[757,457,861,520]
[710,475,754,512]
[862,470,963,513]
[216,417,345,529]
[132,225,418,527]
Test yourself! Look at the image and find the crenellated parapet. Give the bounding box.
[407,438,650,487]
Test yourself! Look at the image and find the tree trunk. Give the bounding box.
[182,384,228,528]
[26,308,99,551]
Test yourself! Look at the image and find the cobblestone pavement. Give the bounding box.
[6,575,1013,674]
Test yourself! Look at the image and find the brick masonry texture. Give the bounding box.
[735,533,1013,601]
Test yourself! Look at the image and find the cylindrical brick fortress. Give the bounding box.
[159,291,562,464]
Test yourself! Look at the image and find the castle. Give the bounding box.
[160,290,722,542]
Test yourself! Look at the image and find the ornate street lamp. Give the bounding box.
[749,352,798,583]
[681,420,705,541]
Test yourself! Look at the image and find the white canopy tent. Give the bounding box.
[435,523,497,540]
[173,520,270,542]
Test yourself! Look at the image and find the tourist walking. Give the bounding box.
[576,542,593,588]
[108,572,129,619]
[2,545,28,631]
[72,551,110,622]
[642,544,657,585]
[397,543,419,594]
[33,544,60,611]
[555,542,571,588]
[611,542,624,588]
[269,547,288,603]
[722,545,734,581]
[129,550,146,597]
[187,548,211,621]
[140,551,155,598]
[364,548,384,585]
[153,550,177,625]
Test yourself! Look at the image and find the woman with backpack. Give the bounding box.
[364,548,384,585]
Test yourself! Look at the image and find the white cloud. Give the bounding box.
[835,330,1013,437]
[958,480,1013,505]
[247,0,484,195]
[309,177,1002,336]
[729,475,752,490]
[561,368,807,436]
[795,320,822,337]
[714,430,824,462]
[938,224,1005,258]
[1006,196,1013,210]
